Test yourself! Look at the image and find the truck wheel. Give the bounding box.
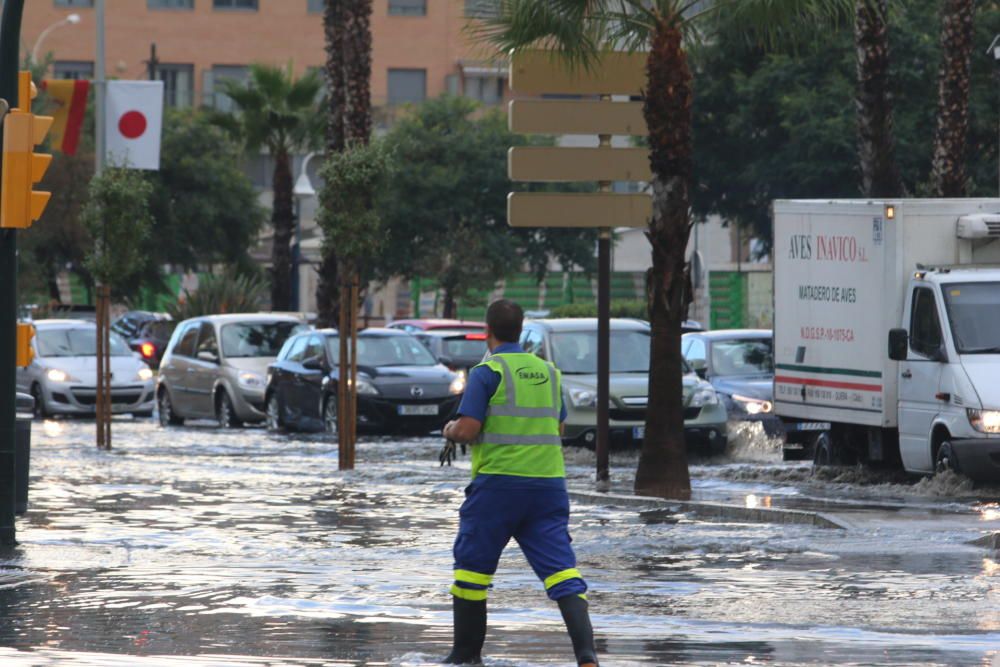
[813,432,836,466]
[935,441,960,475]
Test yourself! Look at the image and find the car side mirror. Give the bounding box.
[888,329,908,361]
[197,350,219,364]
[303,356,324,371]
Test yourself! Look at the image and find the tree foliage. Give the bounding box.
[81,168,153,295]
[167,271,268,320]
[377,95,596,315]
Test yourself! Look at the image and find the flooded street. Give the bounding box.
[0,419,998,666]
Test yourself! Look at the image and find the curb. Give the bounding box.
[568,490,848,530]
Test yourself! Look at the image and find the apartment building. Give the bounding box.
[23,0,506,115]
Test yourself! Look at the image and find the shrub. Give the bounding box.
[167,271,268,320]
[549,299,648,320]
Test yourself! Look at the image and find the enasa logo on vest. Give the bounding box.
[516,367,549,386]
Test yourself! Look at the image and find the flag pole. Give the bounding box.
[94,0,105,175]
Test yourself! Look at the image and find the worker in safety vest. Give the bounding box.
[442,299,597,666]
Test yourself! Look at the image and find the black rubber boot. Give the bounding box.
[558,595,597,666]
[443,597,486,665]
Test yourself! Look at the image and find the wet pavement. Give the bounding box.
[0,418,997,666]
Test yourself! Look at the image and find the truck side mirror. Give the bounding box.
[888,329,908,361]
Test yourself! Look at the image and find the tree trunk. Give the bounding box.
[634,21,693,501]
[930,0,975,197]
[343,0,372,144]
[442,287,456,319]
[855,0,904,198]
[317,0,347,328]
[270,147,294,312]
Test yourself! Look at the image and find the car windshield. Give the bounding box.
[442,338,488,360]
[221,322,308,358]
[550,329,650,374]
[326,335,439,367]
[36,328,131,357]
[710,338,773,376]
[942,282,1000,353]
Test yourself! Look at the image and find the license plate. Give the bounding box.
[792,422,830,431]
[398,404,438,416]
[632,426,645,440]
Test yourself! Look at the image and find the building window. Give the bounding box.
[213,0,257,9]
[206,65,249,111]
[148,0,194,8]
[387,68,426,105]
[389,0,426,16]
[464,76,504,105]
[464,0,495,18]
[307,0,323,12]
[157,63,194,108]
[54,0,94,7]
[52,60,94,80]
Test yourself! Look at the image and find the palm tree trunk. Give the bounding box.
[271,147,294,311]
[930,0,975,197]
[855,0,904,198]
[442,287,456,319]
[634,20,693,501]
[317,0,347,328]
[343,0,372,144]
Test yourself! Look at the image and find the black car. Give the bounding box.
[111,311,175,369]
[682,329,829,460]
[414,329,488,375]
[265,328,466,434]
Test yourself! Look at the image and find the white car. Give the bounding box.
[16,319,156,418]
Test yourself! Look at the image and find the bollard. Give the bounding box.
[14,391,32,515]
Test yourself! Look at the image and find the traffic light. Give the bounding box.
[1,71,52,229]
[15,322,34,368]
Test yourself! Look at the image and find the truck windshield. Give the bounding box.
[942,282,1000,353]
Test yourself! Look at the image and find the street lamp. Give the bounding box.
[31,13,82,65]
[292,152,321,310]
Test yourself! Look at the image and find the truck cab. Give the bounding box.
[890,268,1000,477]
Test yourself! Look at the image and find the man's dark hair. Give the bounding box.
[486,299,523,343]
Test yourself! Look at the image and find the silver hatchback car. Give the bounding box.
[156,314,309,428]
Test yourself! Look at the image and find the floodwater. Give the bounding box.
[0,418,997,666]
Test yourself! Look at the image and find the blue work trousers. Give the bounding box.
[451,474,587,602]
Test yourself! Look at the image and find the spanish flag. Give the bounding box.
[40,79,89,156]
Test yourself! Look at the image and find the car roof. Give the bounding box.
[416,329,487,338]
[32,319,96,329]
[181,313,305,326]
[306,328,411,338]
[390,319,485,329]
[686,328,772,340]
[527,318,651,332]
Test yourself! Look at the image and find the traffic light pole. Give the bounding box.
[0,0,26,547]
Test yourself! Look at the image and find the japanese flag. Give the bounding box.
[105,80,163,170]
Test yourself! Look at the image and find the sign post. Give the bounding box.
[507,50,649,487]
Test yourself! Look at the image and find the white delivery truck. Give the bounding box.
[773,199,1000,480]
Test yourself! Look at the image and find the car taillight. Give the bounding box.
[465,333,486,340]
[140,342,156,358]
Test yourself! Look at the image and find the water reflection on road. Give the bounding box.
[0,419,997,666]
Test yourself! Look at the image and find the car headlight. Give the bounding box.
[731,393,773,415]
[136,368,154,382]
[688,387,719,407]
[238,372,264,390]
[449,375,466,395]
[354,377,379,396]
[567,387,597,408]
[46,368,78,383]
[967,408,1000,434]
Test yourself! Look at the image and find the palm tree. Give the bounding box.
[855,0,904,197]
[216,64,322,312]
[481,0,851,499]
[930,0,975,197]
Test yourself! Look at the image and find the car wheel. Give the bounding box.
[30,383,48,419]
[324,394,338,436]
[266,393,283,433]
[935,441,960,475]
[812,431,835,466]
[158,389,184,427]
[216,391,242,429]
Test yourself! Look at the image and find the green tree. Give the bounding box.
[148,109,265,272]
[81,168,154,292]
[482,0,851,500]
[378,95,595,316]
[215,64,323,311]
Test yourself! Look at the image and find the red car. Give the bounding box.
[387,319,485,333]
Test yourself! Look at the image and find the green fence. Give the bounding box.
[709,271,747,329]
